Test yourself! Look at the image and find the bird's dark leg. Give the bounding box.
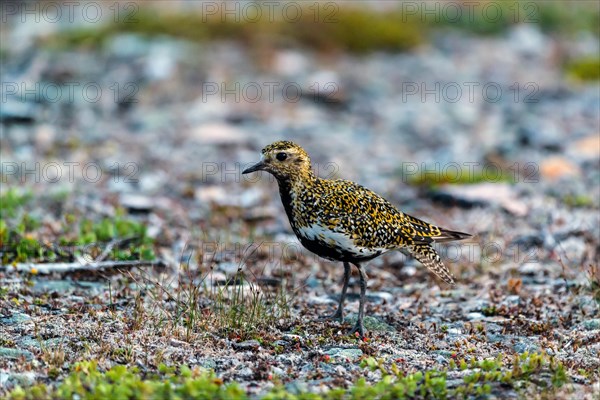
[316,261,351,322]
[350,263,367,337]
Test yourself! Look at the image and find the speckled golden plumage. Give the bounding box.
[243,140,471,335]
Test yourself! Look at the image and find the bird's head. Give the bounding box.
[242,141,313,181]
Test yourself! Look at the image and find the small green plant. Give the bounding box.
[1,194,156,263]
[208,271,293,338]
[563,194,594,208]
[481,305,498,316]
[126,240,294,344]
[5,352,573,399]
[0,188,32,219]
[566,58,600,81]
[9,362,248,400]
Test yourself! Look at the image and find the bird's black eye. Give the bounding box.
[276,152,287,161]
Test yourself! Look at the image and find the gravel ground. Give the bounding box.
[1,4,599,398]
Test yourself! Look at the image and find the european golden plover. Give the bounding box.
[242,141,471,336]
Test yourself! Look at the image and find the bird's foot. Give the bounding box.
[314,310,343,323]
[349,320,365,338]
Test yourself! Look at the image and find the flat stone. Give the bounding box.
[486,333,507,344]
[0,371,37,388]
[217,262,241,274]
[169,338,188,347]
[237,366,254,378]
[233,340,261,350]
[0,347,34,361]
[467,312,485,321]
[431,183,528,216]
[120,193,154,213]
[273,50,309,77]
[568,135,600,161]
[540,156,581,181]
[195,186,263,208]
[32,280,105,295]
[0,99,36,124]
[581,319,600,331]
[285,380,310,395]
[324,348,363,362]
[198,359,217,370]
[344,315,395,332]
[282,334,302,342]
[514,339,539,354]
[1,312,31,325]
[557,237,587,264]
[433,350,453,360]
[18,337,62,349]
[192,123,246,145]
[502,295,521,306]
[518,262,543,275]
[436,355,448,365]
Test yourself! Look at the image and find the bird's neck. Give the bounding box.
[276,169,317,226]
[277,169,317,193]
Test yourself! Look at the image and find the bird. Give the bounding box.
[242,140,471,336]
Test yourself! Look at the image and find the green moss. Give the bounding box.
[79,215,147,243]
[566,58,600,82]
[482,305,498,316]
[289,8,422,53]
[5,352,573,399]
[432,1,599,36]
[403,165,515,188]
[0,188,33,219]
[38,2,600,56]
[563,194,595,208]
[45,6,424,54]
[1,191,155,264]
[536,2,600,35]
[431,1,516,35]
[8,362,247,400]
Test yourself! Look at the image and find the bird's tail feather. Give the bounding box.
[433,228,472,243]
[408,244,455,284]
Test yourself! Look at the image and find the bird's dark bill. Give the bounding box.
[242,161,265,174]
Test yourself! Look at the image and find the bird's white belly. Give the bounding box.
[297,223,386,258]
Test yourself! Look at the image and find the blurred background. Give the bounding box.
[1,0,598,269]
[1,0,599,395]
